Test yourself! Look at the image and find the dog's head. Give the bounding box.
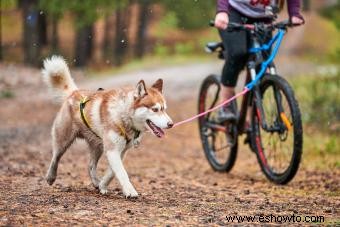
[132,79,173,138]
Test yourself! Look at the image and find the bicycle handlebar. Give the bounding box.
[210,19,300,32]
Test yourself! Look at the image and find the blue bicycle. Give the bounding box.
[198,20,303,184]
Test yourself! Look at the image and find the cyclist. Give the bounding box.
[214,0,304,123]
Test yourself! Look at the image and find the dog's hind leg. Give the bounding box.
[46,104,77,185]
[98,167,114,194]
[88,142,103,188]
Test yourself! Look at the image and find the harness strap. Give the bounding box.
[116,123,129,141]
[80,97,91,128]
[79,96,140,143]
[80,96,100,138]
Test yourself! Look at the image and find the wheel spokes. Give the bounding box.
[258,85,295,174]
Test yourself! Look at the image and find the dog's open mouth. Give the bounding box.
[146,119,164,138]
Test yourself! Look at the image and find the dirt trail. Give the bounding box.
[1,57,339,226]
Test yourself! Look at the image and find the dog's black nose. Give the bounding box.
[167,122,174,128]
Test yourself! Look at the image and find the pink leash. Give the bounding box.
[173,87,250,128]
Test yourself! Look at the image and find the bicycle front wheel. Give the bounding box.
[251,74,303,184]
[198,75,238,172]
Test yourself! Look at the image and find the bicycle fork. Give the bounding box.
[250,68,289,133]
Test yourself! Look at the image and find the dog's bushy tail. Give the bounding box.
[42,55,78,100]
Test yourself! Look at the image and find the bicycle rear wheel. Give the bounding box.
[251,74,303,184]
[198,75,238,172]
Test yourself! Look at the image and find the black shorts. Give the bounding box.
[219,8,272,87]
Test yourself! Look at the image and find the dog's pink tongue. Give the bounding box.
[155,127,164,138]
[159,129,165,138]
[147,121,165,138]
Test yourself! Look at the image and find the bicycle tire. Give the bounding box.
[251,74,303,184]
[198,75,238,172]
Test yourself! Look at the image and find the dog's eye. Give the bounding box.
[152,108,159,112]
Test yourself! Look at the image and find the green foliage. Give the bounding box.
[292,70,340,132]
[38,0,129,29]
[333,48,340,62]
[67,1,100,29]
[154,11,178,38]
[197,31,220,49]
[319,2,340,62]
[39,0,67,19]
[154,42,170,56]
[174,42,194,55]
[308,73,340,128]
[0,89,15,99]
[324,135,339,155]
[1,0,17,9]
[335,160,340,169]
[320,2,340,30]
[267,69,340,170]
[161,0,215,30]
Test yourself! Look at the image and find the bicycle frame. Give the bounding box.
[201,27,287,134]
[237,29,286,133]
[246,29,285,89]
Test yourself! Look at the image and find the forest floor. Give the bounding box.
[0,56,339,226]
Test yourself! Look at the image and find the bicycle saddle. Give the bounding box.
[205,42,224,53]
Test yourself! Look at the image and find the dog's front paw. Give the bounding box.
[133,134,142,148]
[99,183,109,195]
[123,185,139,198]
[100,187,109,195]
[46,174,56,185]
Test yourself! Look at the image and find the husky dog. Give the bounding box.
[42,56,173,198]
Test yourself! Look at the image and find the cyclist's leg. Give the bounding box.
[218,8,249,121]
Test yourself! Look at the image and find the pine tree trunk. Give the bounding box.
[38,12,47,46]
[302,0,310,12]
[113,8,130,66]
[102,15,114,62]
[135,0,150,58]
[21,0,40,65]
[74,25,93,67]
[51,16,59,52]
[0,0,2,61]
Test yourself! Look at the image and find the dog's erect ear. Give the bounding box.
[152,78,163,93]
[134,80,148,99]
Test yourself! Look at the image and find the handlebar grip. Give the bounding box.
[227,22,240,28]
[227,22,245,31]
[209,20,242,30]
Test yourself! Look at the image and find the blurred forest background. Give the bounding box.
[1,0,219,67]
[0,0,339,68]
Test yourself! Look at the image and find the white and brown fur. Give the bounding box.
[42,56,173,198]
